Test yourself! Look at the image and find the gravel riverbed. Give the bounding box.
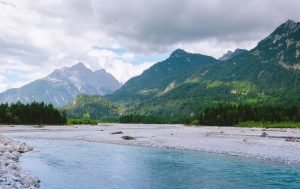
[1,124,300,188]
[0,135,40,189]
[2,124,300,164]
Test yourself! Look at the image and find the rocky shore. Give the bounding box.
[0,135,40,189]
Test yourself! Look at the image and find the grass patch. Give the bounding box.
[67,118,98,125]
[237,121,300,128]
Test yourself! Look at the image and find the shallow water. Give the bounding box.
[18,139,300,189]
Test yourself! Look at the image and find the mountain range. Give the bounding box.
[1,19,300,118]
[67,19,299,118]
[0,63,121,107]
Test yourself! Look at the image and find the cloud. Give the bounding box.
[91,0,300,54]
[0,71,31,92]
[0,0,299,92]
[88,49,154,83]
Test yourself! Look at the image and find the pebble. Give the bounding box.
[0,135,40,189]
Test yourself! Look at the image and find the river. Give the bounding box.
[17,138,300,189]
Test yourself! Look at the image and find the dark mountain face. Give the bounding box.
[251,20,300,67]
[106,20,300,117]
[111,49,217,101]
[0,63,121,107]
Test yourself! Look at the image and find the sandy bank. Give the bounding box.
[1,124,300,164]
[0,135,40,189]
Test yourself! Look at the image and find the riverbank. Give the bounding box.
[0,135,40,189]
[1,124,300,164]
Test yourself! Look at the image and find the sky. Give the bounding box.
[0,0,299,92]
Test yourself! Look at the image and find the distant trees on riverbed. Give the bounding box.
[120,105,300,126]
[120,115,191,124]
[198,104,300,126]
[0,102,66,125]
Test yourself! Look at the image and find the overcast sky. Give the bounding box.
[0,0,299,92]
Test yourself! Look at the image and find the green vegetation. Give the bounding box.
[120,115,192,124]
[67,113,119,125]
[0,101,66,125]
[63,94,122,119]
[237,121,300,128]
[60,21,300,128]
[104,21,300,118]
[67,118,98,125]
[197,105,300,126]
[67,113,98,125]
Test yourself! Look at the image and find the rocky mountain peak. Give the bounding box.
[282,19,297,29]
[250,19,300,67]
[0,63,121,107]
[268,19,300,40]
[170,48,188,58]
[70,62,87,69]
[219,49,248,61]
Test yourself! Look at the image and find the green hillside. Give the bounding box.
[63,94,122,119]
[67,20,300,118]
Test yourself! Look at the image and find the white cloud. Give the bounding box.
[0,0,299,92]
[91,0,300,54]
[174,39,258,58]
[0,72,30,92]
[88,49,154,83]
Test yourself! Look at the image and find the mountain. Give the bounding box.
[111,49,218,101]
[0,63,121,107]
[219,49,248,61]
[63,94,121,119]
[65,20,300,118]
[105,19,300,117]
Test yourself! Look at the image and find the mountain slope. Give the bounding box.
[111,49,218,101]
[0,63,121,107]
[63,94,121,119]
[108,20,300,117]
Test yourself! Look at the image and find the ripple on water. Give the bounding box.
[18,139,300,189]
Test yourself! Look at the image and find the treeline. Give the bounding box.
[0,102,67,125]
[198,104,300,126]
[119,105,300,126]
[120,115,192,124]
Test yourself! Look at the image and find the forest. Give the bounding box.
[1,100,299,127]
[119,104,300,127]
[119,115,192,124]
[197,104,300,126]
[0,102,67,125]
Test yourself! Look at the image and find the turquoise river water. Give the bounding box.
[17,139,300,189]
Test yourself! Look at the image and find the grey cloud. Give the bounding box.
[2,0,299,57]
[0,0,299,76]
[91,0,300,53]
[0,38,49,64]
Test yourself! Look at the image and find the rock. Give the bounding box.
[261,132,268,137]
[111,131,123,135]
[0,135,40,189]
[121,136,136,140]
[20,175,40,188]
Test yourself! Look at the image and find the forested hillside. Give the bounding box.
[64,94,122,119]
[108,20,300,117]
[66,20,300,119]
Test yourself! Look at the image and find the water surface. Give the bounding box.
[18,139,300,189]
